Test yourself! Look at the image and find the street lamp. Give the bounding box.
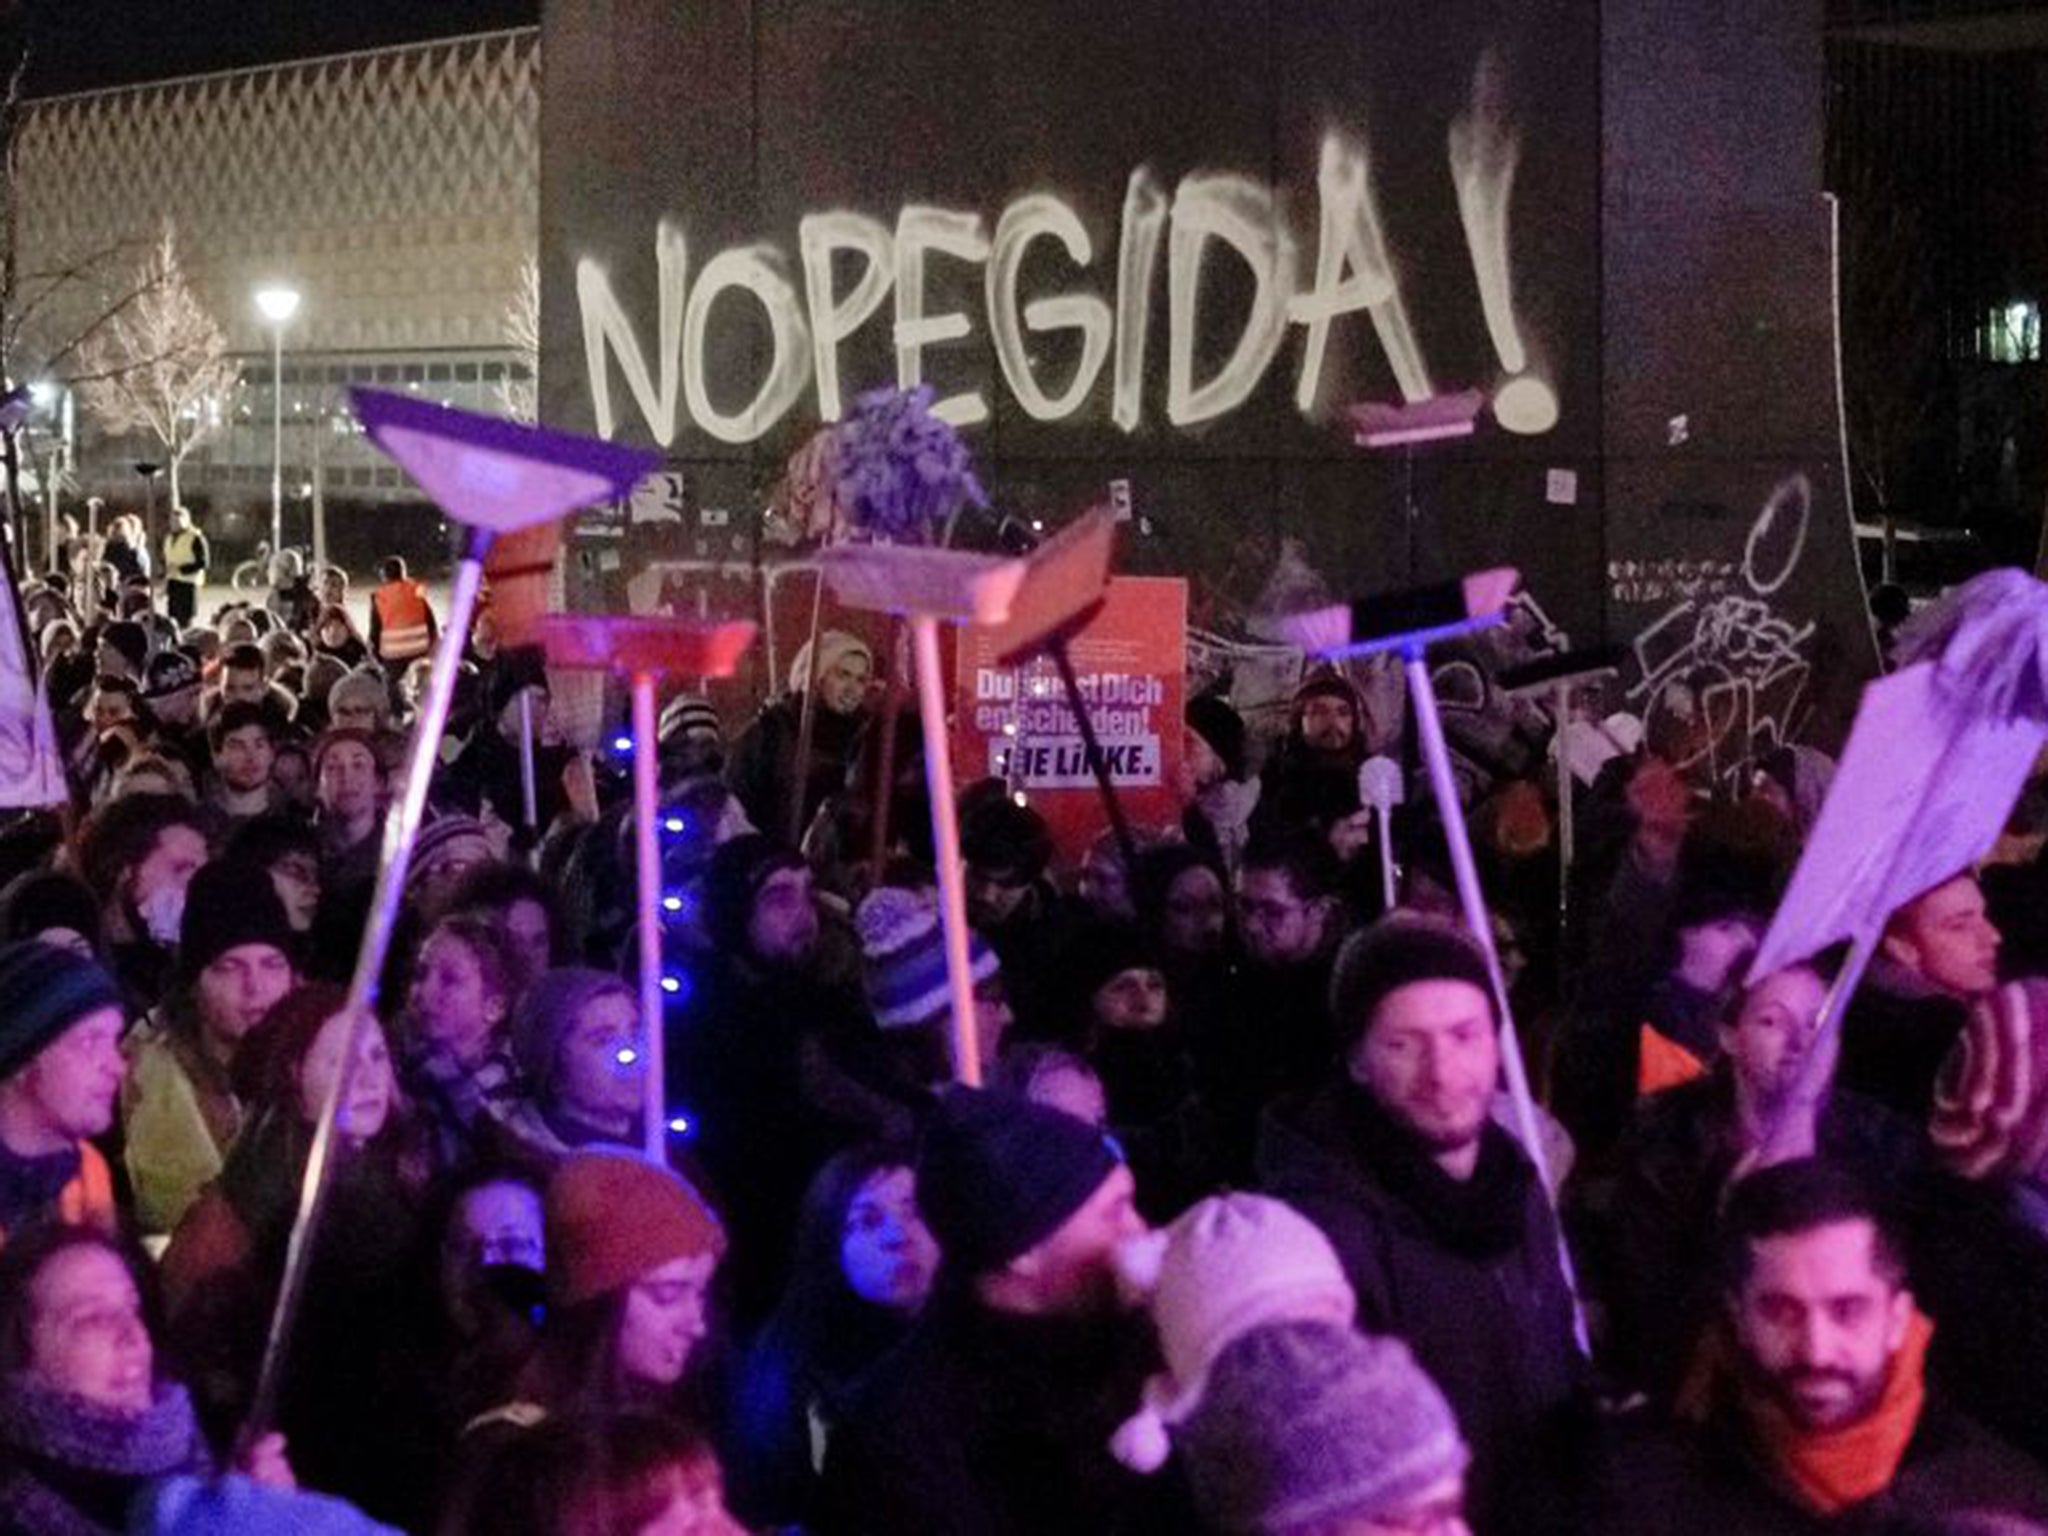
[253,284,301,561]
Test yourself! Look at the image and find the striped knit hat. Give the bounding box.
[1932,977,2048,1186]
[405,815,494,897]
[857,886,998,1030]
[658,693,720,748]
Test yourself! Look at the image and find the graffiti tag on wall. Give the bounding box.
[1621,474,1817,786]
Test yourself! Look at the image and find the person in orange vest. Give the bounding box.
[369,555,439,672]
[0,942,127,1245]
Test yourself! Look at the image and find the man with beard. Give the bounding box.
[1596,1159,2048,1530]
[1253,668,1369,848]
[1202,828,1351,1175]
[1602,963,1927,1399]
[1258,916,1587,1535]
[74,792,211,1014]
[819,1088,1174,1535]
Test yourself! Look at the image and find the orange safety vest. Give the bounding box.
[375,579,434,662]
[0,1142,117,1247]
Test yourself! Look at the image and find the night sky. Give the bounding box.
[21,0,540,97]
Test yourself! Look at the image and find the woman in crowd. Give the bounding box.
[311,605,371,672]
[491,967,649,1167]
[421,1167,549,1441]
[400,913,528,1169]
[159,984,434,1523]
[450,860,564,980]
[0,1224,297,1535]
[469,1151,726,1436]
[727,1142,939,1527]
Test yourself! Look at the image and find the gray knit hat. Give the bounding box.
[1177,1321,1469,1534]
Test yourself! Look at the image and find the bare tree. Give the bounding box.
[72,222,240,508]
[497,254,538,422]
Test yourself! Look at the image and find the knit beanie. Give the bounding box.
[0,869,103,953]
[856,886,998,1029]
[1329,916,1494,1055]
[144,647,200,700]
[179,861,297,981]
[1293,668,1359,715]
[1186,694,1247,782]
[101,619,149,675]
[1111,1194,1357,1472]
[703,834,806,955]
[1068,923,1160,1014]
[545,1150,725,1309]
[916,1086,1121,1276]
[0,940,124,1080]
[1177,1321,1469,1534]
[405,815,494,896]
[326,671,388,722]
[1933,978,2048,1186]
[489,644,551,721]
[658,693,721,748]
[960,793,1053,885]
[511,967,635,1100]
[788,630,872,696]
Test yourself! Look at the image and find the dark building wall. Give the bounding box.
[540,0,1871,762]
[1600,0,1877,776]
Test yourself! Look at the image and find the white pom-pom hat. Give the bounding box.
[1111,1193,1356,1472]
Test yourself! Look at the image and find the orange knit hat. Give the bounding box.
[544,1150,726,1308]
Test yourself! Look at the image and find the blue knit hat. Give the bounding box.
[856,886,998,1029]
[0,941,125,1081]
[917,1085,1121,1275]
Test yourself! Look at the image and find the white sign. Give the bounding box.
[1748,660,2048,981]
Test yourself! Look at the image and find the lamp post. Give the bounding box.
[253,284,301,561]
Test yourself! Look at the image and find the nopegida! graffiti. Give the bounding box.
[576,54,1557,447]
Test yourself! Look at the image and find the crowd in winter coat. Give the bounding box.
[5,548,2048,1536]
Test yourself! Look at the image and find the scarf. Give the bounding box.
[1340,1082,1534,1259]
[0,1374,209,1536]
[1680,1308,1934,1514]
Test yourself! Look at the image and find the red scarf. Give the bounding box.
[1681,1308,1934,1514]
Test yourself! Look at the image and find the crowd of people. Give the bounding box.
[2,525,2048,1535]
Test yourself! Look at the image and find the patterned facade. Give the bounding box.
[13,29,538,522]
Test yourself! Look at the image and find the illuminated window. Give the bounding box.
[1984,300,2040,363]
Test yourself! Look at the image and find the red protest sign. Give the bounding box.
[955,576,1187,867]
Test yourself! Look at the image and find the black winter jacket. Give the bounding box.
[1258,1079,1589,1535]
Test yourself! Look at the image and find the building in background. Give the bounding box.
[1827,0,2048,584]
[11,27,537,573]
